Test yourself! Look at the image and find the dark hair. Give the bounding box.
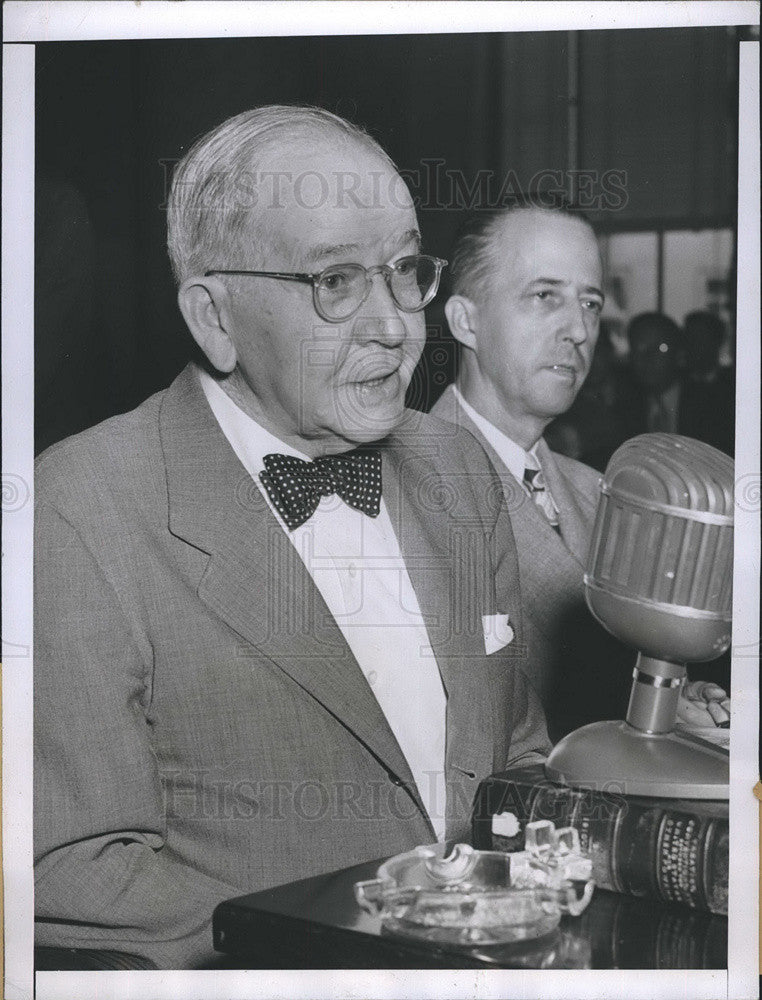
[683,310,725,343]
[448,200,593,301]
[627,312,680,346]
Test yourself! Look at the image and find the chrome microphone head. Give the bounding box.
[584,433,733,663]
[545,434,734,799]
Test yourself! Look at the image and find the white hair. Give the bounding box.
[166,105,396,285]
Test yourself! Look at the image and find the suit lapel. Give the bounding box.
[436,386,594,563]
[381,416,498,788]
[160,366,419,793]
[536,438,596,564]
[433,386,590,602]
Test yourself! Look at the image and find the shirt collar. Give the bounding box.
[197,366,310,479]
[451,384,540,482]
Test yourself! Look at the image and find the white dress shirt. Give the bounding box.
[451,386,560,521]
[199,369,448,840]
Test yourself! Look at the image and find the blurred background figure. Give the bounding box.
[679,309,735,455]
[615,310,734,457]
[549,308,736,466]
[625,312,683,435]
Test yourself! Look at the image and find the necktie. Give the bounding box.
[260,450,382,530]
[523,463,561,532]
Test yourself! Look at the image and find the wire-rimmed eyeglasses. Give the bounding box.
[205,254,448,323]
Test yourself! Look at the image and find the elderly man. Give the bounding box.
[34,107,549,969]
[433,205,728,738]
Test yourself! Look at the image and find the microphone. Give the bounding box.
[545,434,733,799]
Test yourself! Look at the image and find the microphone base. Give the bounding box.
[545,720,729,799]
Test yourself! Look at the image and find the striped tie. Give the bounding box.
[523,462,561,532]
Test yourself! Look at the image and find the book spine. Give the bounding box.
[472,775,728,915]
[569,785,626,896]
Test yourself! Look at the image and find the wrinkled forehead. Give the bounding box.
[256,135,414,208]
[248,136,419,265]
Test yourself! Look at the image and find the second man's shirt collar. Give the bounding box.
[451,384,541,482]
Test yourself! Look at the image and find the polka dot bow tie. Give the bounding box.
[260,450,383,530]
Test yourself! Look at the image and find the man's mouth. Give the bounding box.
[355,369,399,396]
[351,358,403,388]
[548,363,578,378]
[346,358,406,405]
[359,373,392,388]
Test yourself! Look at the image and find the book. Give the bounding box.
[471,765,728,915]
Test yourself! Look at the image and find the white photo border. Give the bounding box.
[2,3,759,999]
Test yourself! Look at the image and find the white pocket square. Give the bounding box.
[482,614,515,655]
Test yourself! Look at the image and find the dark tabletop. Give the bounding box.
[210,852,727,970]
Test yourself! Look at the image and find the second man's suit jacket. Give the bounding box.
[34,364,550,968]
[430,384,635,741]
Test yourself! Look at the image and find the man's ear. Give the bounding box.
[178,276,238,374]
[444,294,479,351]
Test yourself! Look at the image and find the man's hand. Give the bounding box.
[677,680,730,728]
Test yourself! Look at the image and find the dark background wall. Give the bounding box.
[34,28,741,452]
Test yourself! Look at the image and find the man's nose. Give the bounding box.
[350,312,410,348]
[351,272,409,346]
[561,300,593,345]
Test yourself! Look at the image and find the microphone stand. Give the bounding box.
[545,652,729,799]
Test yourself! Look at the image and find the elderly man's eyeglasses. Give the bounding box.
[205,254,448,323]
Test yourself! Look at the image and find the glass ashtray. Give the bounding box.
[354,842,594,947]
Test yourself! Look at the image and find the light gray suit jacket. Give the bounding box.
[431,385,634,739]
[34,364,550,968]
